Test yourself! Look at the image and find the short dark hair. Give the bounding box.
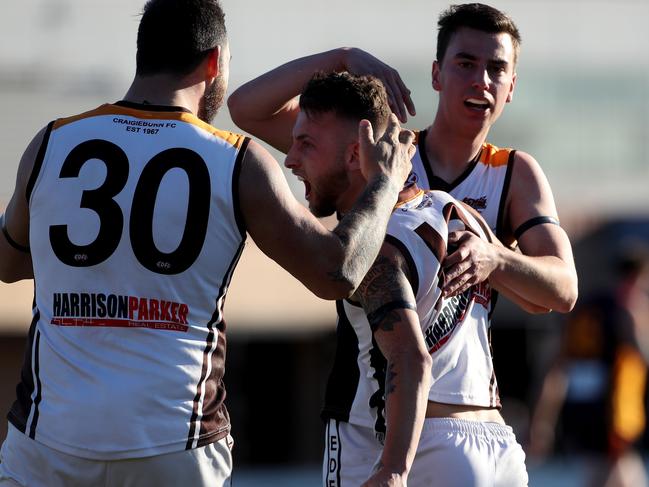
[299,72,391,133]
[136,0,227,76]
[436,3,521,65]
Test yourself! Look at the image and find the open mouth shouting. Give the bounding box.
[464,97,491,111]
[296,174,312,200]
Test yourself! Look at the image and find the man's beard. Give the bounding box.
[309,166,350,218]
[197,76,225,123]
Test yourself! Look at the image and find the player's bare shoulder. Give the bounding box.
[510,150,556,198]
[503,150,559,239]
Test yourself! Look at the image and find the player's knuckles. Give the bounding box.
[446,285,461,296]
[443,264,458,278]
[400,129,415,143]
[448,275,463,289]
[457,249,469,261]
[446,251,458,261]
[443,260,458,273]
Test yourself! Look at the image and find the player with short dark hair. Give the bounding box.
[135,0,228,76]
[436,2,521,65]
[228,2,578,317]
[294,72,393,218]
[0,1,414,486]
[287,71,527,486]
[300,71,391,131]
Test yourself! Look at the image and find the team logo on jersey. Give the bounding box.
[51,292,190,332]
[423,282,491,352]
[412,192,436,211]
[462,195,487,211]
[404,171,418,188]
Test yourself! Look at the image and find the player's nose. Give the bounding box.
[471,67,490,90]
[284,147,300,169]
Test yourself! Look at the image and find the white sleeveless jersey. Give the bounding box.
[322,189,499,438]
[9,101,249,460]
[411,129,515,237]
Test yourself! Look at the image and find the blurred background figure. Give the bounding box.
[529,241,649,487]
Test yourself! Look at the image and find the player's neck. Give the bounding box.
[123,75,202,114]
[425,118,488,176]
[335,173,366,216]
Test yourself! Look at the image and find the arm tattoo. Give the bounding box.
[358,253,416,331]
[367,302,415,331]
[331,174,399,285]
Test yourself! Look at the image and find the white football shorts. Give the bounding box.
[0,423,233,487]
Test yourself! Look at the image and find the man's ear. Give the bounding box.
[506,71,517,103]
[206,45,221,80]
[346,141,360,170]
[432,60,442,92]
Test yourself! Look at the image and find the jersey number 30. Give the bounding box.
[49,139,210,275]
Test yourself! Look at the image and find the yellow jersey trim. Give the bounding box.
[479,143,513,167]
[52,104,245,149]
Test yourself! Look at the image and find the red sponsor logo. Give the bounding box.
[474,281,491,308]
[51,292,190,332]
[424,282,491,352]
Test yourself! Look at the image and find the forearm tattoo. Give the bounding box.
[331,175,398,285]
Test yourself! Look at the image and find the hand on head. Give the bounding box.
[342,47,416,123]
[358,114,414,186]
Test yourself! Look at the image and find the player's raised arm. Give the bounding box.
[228,47,415,154]
[0,127,49,282]
[239,116,413,299]
[355,242,432,487]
